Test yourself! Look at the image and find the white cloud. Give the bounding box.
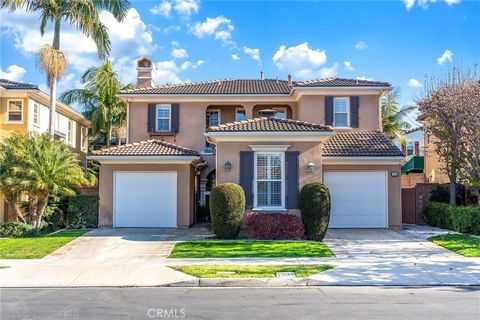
[437,49,453,65]
[403,0,461,10]
[344,61,355,71]
[151,0,199,18]
[150,1,172,18]
[272,42,328,80]
[0,64,27,81]
[355,41,367,50]
[319,63,339,78]
[154,58,204,84]
[180,59,204,70]
[190,16,235,46]
[243,47,261,62]
[231,54,240,61]
[171,48,188,59]
[408,78,423,88]
[357,76,374,81]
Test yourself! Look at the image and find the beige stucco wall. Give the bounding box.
[424,134,450,184]
[323,164,403,229]
[401,173,426,188]
[0,96,29,138]
[98,163,195,228]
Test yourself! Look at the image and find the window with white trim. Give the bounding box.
[33,103,40,126]
[80,127,87,152]
[406,141,414,156]
[205,110,220,153]
[67,120,74,145]
[255,152,284,209]
[235,108,246,121]
[7,100,23,122]
[333,97,349,127]
[156,104,171,132]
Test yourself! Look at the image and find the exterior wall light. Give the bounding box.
[224,161,232,172]
[307,162,316,173]
[391,171,399,177]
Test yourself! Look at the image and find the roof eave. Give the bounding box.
[87,155,201,164]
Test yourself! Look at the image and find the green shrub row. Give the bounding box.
[424,201,480,235]
[0,221,52,238]
[65,195,99,229]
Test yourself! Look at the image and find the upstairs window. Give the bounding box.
[67,120,74,145]
[333,97,349,127]
[235,108,246,121]
[7,100,23,122]
[406,141,414,156]
[80,127,87,152]
[156,105,171,132]
[205,110,220,153]
[33,103,40,126]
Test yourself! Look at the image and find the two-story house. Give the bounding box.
[90,57,403,229]
[395,127,426,188]
[0,79,91,222]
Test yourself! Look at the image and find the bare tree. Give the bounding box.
[419,67,479,205]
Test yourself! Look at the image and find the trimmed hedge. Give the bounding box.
[246,212,305,240]
[209,183,245,239]
[65,195,99,229]
[298,182,331,241]
[424,201,480,235]
[0,221,52,238]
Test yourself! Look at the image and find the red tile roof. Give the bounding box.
[92,140,199,157]
[207,117,332,132]
[322,131,403,157]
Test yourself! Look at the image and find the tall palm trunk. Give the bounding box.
[48,18,61,138]
[4,193,26,223]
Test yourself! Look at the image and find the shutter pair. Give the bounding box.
[147,103,180,133]
[240,151,299,209]
[325,96,360,128]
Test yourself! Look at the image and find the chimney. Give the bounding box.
[136,57,154,88]
[287,74,292,86]
[260,70,264,80]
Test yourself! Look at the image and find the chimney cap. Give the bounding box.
[137,57,153,69]
[260,70,264,80]
[287,74,293,85]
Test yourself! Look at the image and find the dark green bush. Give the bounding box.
[429,184,466,205]
[65,195,99,228]
[209,183,245,239]
[298,182,331,241]
[424,201,480,235]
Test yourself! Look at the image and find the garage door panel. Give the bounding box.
[114,172,177,228]
[324,171,387,228]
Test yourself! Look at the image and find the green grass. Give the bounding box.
[168,240,334,258]
[428,234,480,257]
[0,229,89,259]
[173,264,335,278]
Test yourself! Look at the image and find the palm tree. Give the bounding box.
[0,133,88,228]
[60,60,133,147]
[1,0,131,138]
[381,89,417,145]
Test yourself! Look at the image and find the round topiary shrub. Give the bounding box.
[209,183,245,239]
[298,182,331,241]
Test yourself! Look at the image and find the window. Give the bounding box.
[205,110,220,153]
[255,152,284,209]
[259,108,286,119]
[67,120,74,145]
[156,104,171,132]
[333,97,349,127]
[80,127,87,152]
[7,100,23,122]
[406,141,414,156]
[235,108,246,121]
[33,103,40,126]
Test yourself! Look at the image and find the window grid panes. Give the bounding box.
[8,100,23,122]
[256,153,283,207]
[407,142,414,156]
[205,110,220,153]
[156,105,171,132]
[334,98,349,127]
[67,120,73,144]
[33,103,39,125]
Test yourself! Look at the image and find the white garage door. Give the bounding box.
[114,172,177,228]
[324,171,387,228]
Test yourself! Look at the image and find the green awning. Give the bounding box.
[402,156,424,173]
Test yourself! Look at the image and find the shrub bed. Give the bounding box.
[65,195,99,229]
[299,182,331,241]
[0,221,52,238]
[246,212,305,240]
[424,201,480,235]
[209,183,245,239]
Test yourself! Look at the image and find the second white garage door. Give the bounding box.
[114,172,177,228]
[324,171,387,228]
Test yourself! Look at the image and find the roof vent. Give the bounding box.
[260,70,264,80]
[288,74,293,86]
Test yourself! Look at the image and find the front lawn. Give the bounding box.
[168,240,334,258]
[428,234,480,257]
[0,229,89,259]
[173,264,334,278]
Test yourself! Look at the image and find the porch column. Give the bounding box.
[244,103,254,119]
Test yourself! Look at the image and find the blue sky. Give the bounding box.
[1,0,479,121]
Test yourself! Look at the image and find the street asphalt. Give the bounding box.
[1,286,479,320]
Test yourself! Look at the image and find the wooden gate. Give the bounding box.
[402,188,416,224]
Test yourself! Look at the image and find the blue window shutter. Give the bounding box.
[325,96,333,126]
[286,151,300,209]
[147,104,156,132]
[350,96,360,128]
[240,151,254,208]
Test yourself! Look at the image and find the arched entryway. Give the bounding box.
[197,169,216,222]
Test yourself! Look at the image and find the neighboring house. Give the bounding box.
[89,57,404,230]
[395,127,426,188]
[424,132,450,184]
[0,79,91,222]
